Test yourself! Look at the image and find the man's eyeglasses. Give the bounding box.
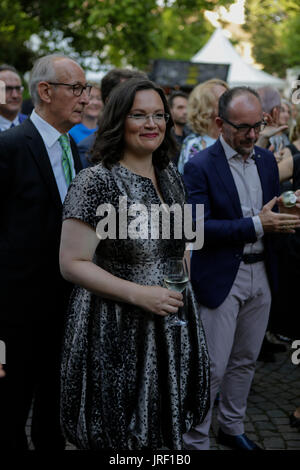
[5,86,24,94]
[221,116,267,134]
[48,82,92,97]
[127,113,170,124]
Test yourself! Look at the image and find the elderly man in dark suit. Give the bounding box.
[0,54,89,449]
[183,87,300,450]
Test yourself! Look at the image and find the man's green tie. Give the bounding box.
[59,134,73,186]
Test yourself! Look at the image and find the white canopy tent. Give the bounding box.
[191,28,285,90]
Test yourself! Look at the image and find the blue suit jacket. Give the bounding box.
[18,112,27,124]
[183,138,280,309]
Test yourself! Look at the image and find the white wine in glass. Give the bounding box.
[164,258,189,326]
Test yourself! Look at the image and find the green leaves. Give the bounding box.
[0,0,232,72]
[243,0,300,77]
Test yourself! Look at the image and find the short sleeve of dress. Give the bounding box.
[62,165,111,230]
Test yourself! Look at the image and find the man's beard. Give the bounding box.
[236,138,257,156]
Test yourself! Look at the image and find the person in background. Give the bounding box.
[183,86,300,451]
[278,152,300,431]
[0,54,87,450]
[256,86,291,361]
[263,101,299,352]
[0,364,5,378]
[268,99,291,152]
[77,68,147,168]
[289,103,299,142]
[279,99,292,129]
[274,100,294,193]
[69,81,103,144]
[167,90,189,165]
[256,86,288,152]
[0,64,27,131]
[257,86,281,126]
[59,78,210,450]
[280,113,300,159]
[177,78,228,174]
[290,406,300,431]
[268,152,300,343]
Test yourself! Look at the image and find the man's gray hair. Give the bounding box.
[29,54,69,105]
[0,64,19,74]
[257,86,281,114]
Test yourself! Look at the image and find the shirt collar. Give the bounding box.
[201,134,216,146]
[220,134,255,161]
[30,109,66,148]
[0,113,20,130]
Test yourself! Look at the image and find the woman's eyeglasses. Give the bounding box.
[127,113,170,124]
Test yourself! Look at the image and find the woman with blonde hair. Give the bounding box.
[269,98,292,152]
[177,78,228,173]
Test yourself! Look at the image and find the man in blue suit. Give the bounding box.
[183,87,300,450]
[0,64,27,131]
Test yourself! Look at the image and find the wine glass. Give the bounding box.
[163,257,189,326]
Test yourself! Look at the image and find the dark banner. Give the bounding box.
[149,59,230,89]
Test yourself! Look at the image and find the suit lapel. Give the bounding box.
[24,119,62,210]
[253,147,270,205]
[210,139,243,217]
[70,136,83,174]
[24,120,83,210]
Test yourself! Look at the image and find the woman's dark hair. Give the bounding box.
[101,68,147,103]
[91,78,177,170]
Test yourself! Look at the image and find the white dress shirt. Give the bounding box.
[30,110,75,202]
[220,135,264,254]
[0,114,20,131]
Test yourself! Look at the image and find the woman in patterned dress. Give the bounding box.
[59,78,210,450]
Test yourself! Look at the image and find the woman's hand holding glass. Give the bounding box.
[163,258,189,326]
[134,285,183,317]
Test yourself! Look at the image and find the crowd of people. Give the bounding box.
[0,55,299,451]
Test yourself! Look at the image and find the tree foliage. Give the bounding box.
[0,0,39,73]
[157,6,213,62]
[243,0,300,77]
[0,0,232,73]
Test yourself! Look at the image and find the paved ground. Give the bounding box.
[26,341,300,451]
[210,343,300,450]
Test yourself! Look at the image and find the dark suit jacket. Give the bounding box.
[0,118,82,326]
[183,138,280,309]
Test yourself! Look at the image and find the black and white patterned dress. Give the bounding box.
[60,162,210,450]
